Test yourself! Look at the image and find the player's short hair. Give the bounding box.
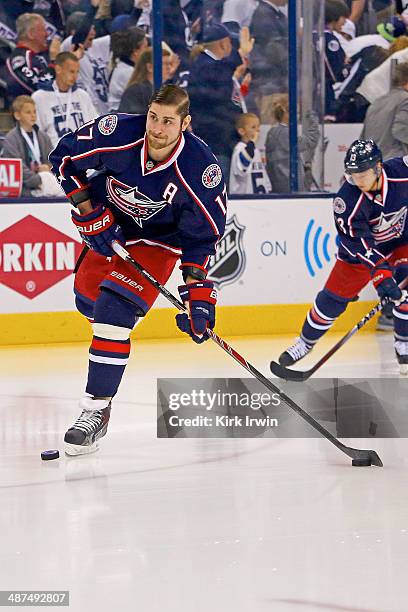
[392,61,408,87]
[325,0,350,25]
[235,113,259,130]
[149,84,190,122]
[16,13,44,40]
[55,52,79,66]
[12,95,35,114]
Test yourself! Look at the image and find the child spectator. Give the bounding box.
[1,96,61,196]
[229,113,271,195]
[265,95,319,193]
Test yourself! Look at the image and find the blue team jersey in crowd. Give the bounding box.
[333,157,408,268]
[49,113,227,271]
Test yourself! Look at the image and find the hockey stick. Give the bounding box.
[112,240,383,467]
[270,279,408,382]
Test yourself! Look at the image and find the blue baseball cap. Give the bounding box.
[202,23,234,43]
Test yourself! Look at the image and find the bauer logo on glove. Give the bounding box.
[71,205,125,257]
[176,281,217,344]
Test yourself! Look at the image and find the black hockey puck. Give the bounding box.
[352,458,372,467]
[41,450,60,461]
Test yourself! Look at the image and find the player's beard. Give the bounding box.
[147,131,180,152]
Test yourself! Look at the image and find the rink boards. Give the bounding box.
[0,197,378,344]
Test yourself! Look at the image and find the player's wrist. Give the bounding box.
[77,200,94,215]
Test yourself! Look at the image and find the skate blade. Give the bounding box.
[64,441,99,456]
[376,324,393,332]
[400,363,408,376]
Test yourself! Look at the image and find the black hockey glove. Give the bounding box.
[372,268,402,305]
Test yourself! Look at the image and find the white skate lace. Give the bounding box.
[287,338,310,360]
[72,410,104,435]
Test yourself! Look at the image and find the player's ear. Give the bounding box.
[182,114,191,132]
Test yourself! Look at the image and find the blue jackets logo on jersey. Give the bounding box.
[370,207,407,244]
[207,215,245,288]
[107,177,168,228]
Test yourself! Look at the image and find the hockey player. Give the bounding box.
[229,113,271,195]
[278,139,408,374]
[49,84,226,455]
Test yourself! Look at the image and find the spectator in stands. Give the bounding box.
[361,62,408,158]
[345,0,393,35]
[4,13,60,102]
[1,96,60,196]
[356,35,408,108]
[324,0,351,121]
[334,16,407,121]
[229,112,271,195]
[249,0,288,125]
[118,47,173,114]
[265,95,319,193]
[0,0,65,42]
[188,23,254,184]
[161,0,195,65]
[61,4,111,114]
[108,26,148,110]
[32,52,98,147]
[222,0,258,30]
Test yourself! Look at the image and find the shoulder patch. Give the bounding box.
[333,196,346,214]
[202,164,222,189]
[403,155,408,167]
[98,114,118,136]
[328,39,340,52]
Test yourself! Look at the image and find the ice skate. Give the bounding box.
[376,313,393,332]
[395,341,408,375]
[279,337,313,367]
[64,397,112,455]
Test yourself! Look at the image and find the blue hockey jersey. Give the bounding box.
[333,157,408,268]
[49,113,227,271]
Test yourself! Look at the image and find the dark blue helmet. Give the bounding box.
[344,139,382,173]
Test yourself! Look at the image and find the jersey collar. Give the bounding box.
[364,168,387,207]
[140,132,185,176]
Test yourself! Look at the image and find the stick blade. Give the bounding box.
[270,360,309,381]
[347,448,383,467]
[367,450,383,467]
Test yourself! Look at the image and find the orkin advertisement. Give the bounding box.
[0,198,376,315]
[0,203,81,313]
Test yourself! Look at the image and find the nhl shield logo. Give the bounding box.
[207,215,245,288]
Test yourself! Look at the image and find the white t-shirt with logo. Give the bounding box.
[32,84,98,147]
[229,141,271,195]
